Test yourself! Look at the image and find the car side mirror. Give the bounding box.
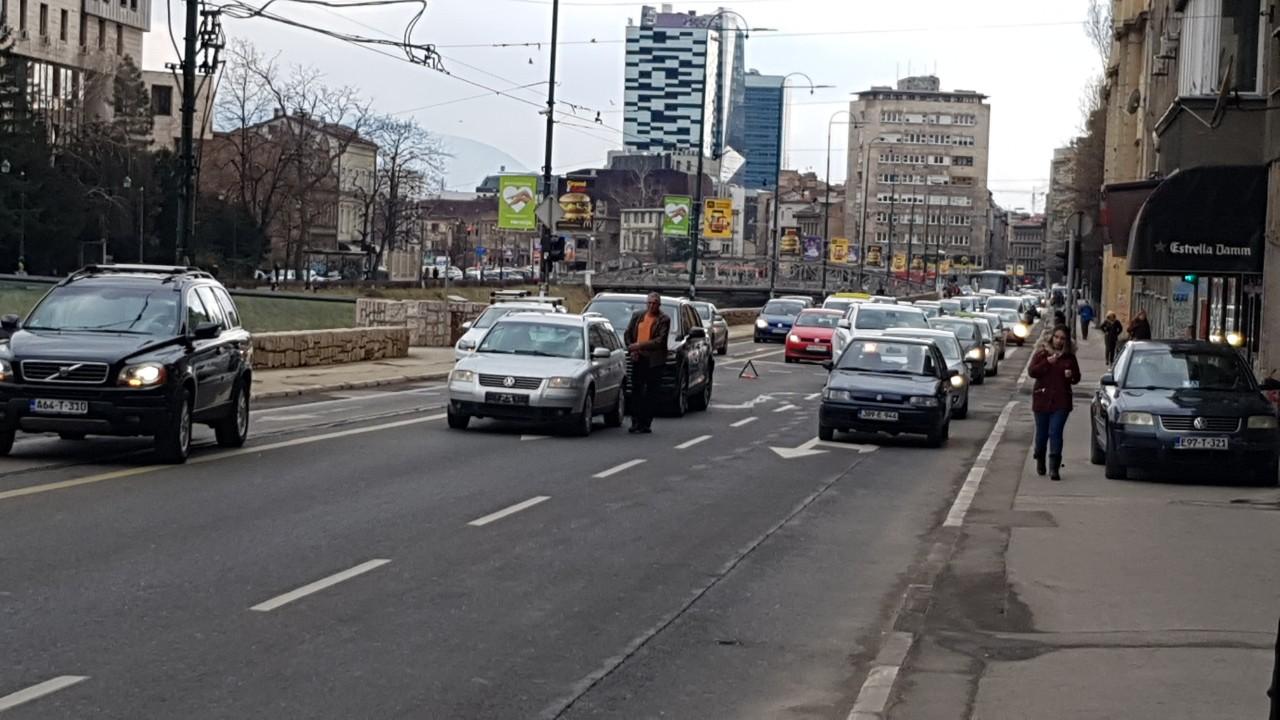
[461,321,473,331]
[822,361,834,372]
[592,347,612,360]
[688,327,707,339]
[0,314,20,331]
[1100,373,1117,387]
[949,369,961,378]
[192,321,220,340]
[838,319,851,330]
[458,339,477,352]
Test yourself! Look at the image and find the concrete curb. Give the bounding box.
[254,370,451,401]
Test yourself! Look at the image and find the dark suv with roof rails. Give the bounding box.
[0,264,253,463]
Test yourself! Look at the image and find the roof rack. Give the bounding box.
[70,264,214,281]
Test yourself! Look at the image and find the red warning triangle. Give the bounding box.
[738,360,759,380]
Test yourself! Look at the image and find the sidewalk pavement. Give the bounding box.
[890,331,1280,720]
[253,324,758,400]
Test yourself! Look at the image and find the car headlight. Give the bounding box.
[1247,415,1278,430]
[755,318,768,329]
[823,387,851,402]
[1118,411,1154,427]
[909,396,940,407]
[450,369,476,384]
[118,362,167,388]
[950,374,967,389]
[966,348,985,361]
[0,358,11,382]
[788,334,800,343]
[1225,331,1245,348]
[1014,323,1029,338]
[548,376,580,389]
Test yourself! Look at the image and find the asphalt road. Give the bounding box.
[0,338,1032,719]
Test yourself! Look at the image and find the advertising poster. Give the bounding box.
[781,228,800,255]
[803,236,822,262]
[829,238,850,263]
[865,244,884,267]
[661,195,692,236]
[556,178,594,232]
[892,253,907,273]
[703,198,734,239]
[497,175,538,231]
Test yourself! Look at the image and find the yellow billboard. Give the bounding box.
[829,237,850,263]
[702,198,733,239]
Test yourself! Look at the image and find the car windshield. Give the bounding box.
[25,283,180,336]
[1123,349,1254,391]
[824,299,854,313]
[974,321,994,340]
[995,309,1021,324]
[763,300,804,317]
[890,333,961,362]
[837,340,933,376]
[939,300,962,313]
[586,299,677,340]
[691,303,714,321]
[930,319,977,340]
[477,321,585,359]
[986,297,1020,311]
[474,305,547,329]
[854,307,930,330]
[795,312,841,328]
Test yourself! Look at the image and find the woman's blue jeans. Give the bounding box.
[1034,409,1071,457]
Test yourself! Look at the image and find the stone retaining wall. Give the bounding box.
[720,308,760,326]
[252,327,410,369]
[356,298,487,347]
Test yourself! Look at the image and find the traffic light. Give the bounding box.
[1182,274,1198,283]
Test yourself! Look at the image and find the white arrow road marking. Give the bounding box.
[769,437,879,459]
[0,676,89,712]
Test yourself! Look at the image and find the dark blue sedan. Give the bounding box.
[1090,340,1280,485]
[753,299,807,343]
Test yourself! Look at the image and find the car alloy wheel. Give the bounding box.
[574,392,594,437]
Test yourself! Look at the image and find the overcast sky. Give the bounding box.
[145,0,1101,210]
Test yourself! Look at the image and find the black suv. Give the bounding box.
[0,265,253,463]
[583,292,714,416]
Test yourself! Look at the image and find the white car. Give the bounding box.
[455,302,560,361]
[832,303,931,360]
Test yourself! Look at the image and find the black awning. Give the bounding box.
[1101,178,1160,257]
[1128,165,1266,275]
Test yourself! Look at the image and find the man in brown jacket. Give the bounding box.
[624,292,671,434]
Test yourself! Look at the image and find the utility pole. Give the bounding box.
[175,0,198,265]
[538,0,560,297]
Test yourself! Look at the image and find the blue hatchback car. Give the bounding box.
[754,299,808,343]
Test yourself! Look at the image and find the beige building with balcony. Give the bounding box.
[141,69,212,152]
[845,76,993,279]
[2,0,150,138]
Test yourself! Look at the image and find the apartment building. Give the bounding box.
[141,69,212,152]
[845,75,993,279]
[2,0,150,139]
[1008,214,1046,284]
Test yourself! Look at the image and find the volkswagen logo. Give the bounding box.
[503,376,516,388]
[1192,417,1206,431]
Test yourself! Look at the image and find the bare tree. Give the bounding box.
[1084,0,1114,71]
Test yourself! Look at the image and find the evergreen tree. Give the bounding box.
[111,55,153,150]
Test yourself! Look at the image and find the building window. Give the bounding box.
[97,18,104,49]
[952,156,975,167]
[115,22,122,54]
[58,8,66,40]
[1178,0,1263,95]
[151,84,172,115]
[19,0,26,31]
[38,2,46,35]
[79,10,85,45]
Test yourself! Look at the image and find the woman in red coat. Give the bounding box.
[1029,325,1082,480]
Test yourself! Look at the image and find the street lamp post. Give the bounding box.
[1,160,27,272]
[766,73,831,298]
[124,176,145,263]
[822,111,855,296]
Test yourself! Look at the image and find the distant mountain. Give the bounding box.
[438,135,530,192]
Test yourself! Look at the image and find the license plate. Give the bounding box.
[31,399,89,415]
[772,327,787,334]
[486,392,529,406]
[859,410,898,422]
[806,344,829,353]
[1174,436,1228,450]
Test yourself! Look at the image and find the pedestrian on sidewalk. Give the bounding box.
[1100,312,1123,365]
[624,291,671,435]
[1127,309,1152,341]
[1078,300,1095,340]
[1029,324,1081,481]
